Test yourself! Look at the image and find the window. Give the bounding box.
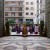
[19,8,22,11]
[37,0,39,3]
[10,7,12,11]
[19,19,23,21]
[19,19,23,24]
[5,18,8,21]
[5,8,9,11]
[12,8,16,11]
[5,12,8,16]
[26,19,33,22]
[26,7,29,10]
[5,2,8,5]
[11,2,16,5]
[43,10,45,13]
[31,7,34,10]
[40,10,42,13]
[40,0,42,3]
[18,2,22,5]
[11,12,15,16]
[10,7,16,11]
[26,19,33,26]
[18,13,22,16]
[19,19,23,22]
[26,2,29,5]
[31,13,33,15]
[26,13,29,15]
[31,2,33,5]
[11,2,15,4]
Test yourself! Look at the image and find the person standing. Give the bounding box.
[29,25,33,33]
[27,26,29,32]
[17,24,21,34]
[32,25,34,33]
[34,25,39,34]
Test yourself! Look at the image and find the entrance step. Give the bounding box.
[10,32,39,36]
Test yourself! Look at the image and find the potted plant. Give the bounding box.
[5,21,10,36]
[43,25,47,37]
[40,20,44,36]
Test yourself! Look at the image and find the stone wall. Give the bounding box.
[45,0,50,38]
[0,0,4,37]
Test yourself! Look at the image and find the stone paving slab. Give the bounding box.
[0,36,50,50]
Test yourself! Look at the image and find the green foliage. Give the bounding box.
[5,21,10,35]
[40,20,44,26]
[40,20,44,36]
[8,19,16,26]
[26,21,33,26]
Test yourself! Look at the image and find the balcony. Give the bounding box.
[5,16,23,18]
[5,2,23,7]
[5,0,24,2]
[5,10,23,12]
[5,4,23,7]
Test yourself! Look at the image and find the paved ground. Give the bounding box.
[0,36,50,50]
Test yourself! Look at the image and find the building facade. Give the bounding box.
[4,0,24,25]
[37,0,45,24]
[23,0,37,24]
[4,0,37,25]
[45,0,50,37]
